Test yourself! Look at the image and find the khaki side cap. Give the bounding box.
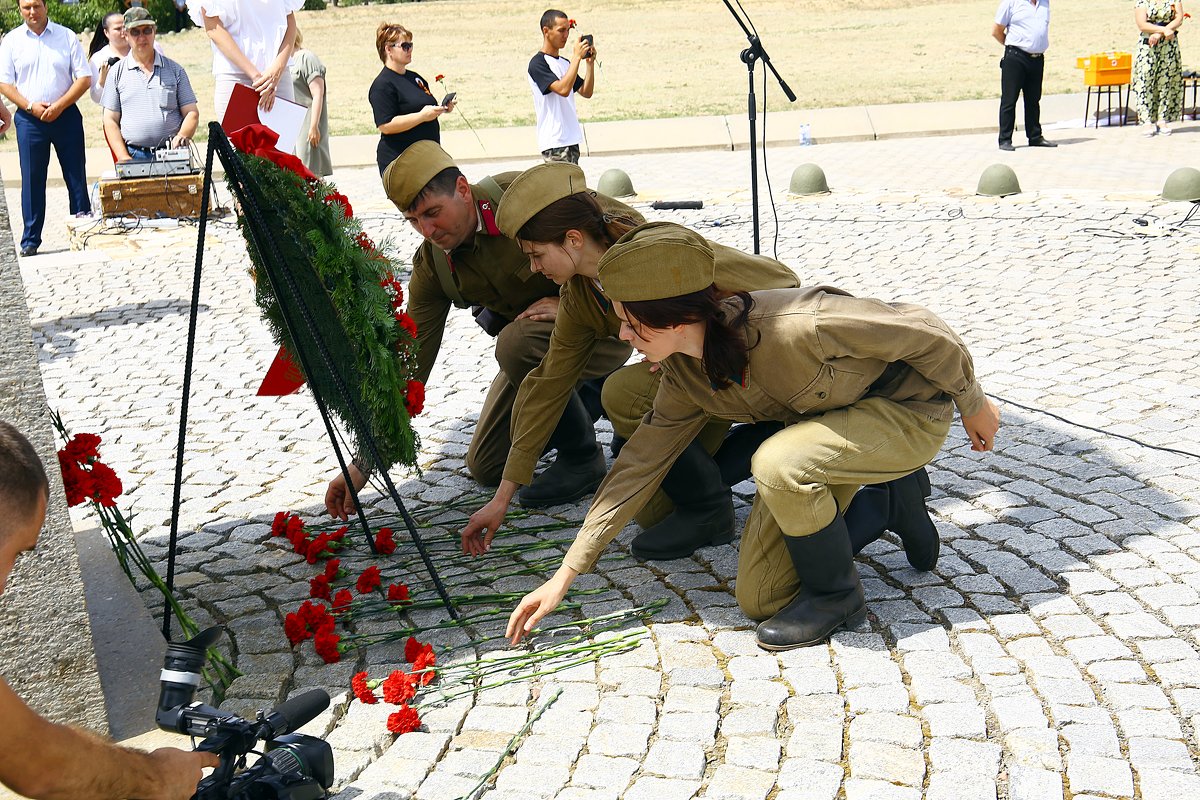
[495,162,589,238]
[381,140,457,210]
[596,221,716,302]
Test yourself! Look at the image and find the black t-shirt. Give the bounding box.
[368,67,441,174]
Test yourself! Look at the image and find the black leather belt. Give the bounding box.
[1006,45,1043,58]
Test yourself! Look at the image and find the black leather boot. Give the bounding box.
[844,484,890,555]
[518,391,606,507]
[755,514,867,651]
[713,422,784,487]
[885,466,939,571]
[630,439,735,560]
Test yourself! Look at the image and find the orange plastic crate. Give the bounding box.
[1076,52,1132,86]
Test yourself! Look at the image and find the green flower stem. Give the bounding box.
[455,688,562,800]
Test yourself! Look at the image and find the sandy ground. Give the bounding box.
[0,0,1142,149]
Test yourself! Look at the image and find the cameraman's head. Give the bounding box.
[383,141,477,252]
[0,421,48,594]
[540,9,570,51]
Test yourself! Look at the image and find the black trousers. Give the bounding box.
[998,46,1045,145]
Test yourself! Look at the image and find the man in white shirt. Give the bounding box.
[0,0,93,257]
[992,0,1057,151]
[527,8,595,164]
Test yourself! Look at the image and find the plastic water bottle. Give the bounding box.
[798,124,812,146]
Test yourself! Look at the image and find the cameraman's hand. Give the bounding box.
[148,747,219,800]
[325,464,368,521]
[584,42,598,62]
[572,38,590,61]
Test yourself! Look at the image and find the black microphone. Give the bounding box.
[650,200,704,210]
[260,689,331,738]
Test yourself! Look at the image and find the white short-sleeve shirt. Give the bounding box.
[189,0,304,78]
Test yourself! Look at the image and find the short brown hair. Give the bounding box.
[376,23,412,63]
[0,421,49,541]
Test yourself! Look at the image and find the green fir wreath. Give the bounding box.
[235,152,422,470]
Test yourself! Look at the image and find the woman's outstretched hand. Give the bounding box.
[505,566,578,645]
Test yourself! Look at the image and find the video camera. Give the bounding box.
[157,627,335,800]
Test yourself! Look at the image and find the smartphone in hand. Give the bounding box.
[440,92,456,108]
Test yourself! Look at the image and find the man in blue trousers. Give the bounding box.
[0,0,93,257]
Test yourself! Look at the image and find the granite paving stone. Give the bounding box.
[14,127,1199,800]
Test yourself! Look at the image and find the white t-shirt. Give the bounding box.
[189,0,303,79]
[527,52,584,151]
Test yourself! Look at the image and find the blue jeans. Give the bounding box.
[14,105,90,250]
[126,144,156,161]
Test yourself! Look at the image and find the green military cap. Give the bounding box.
[382,140,458,211]
[495,162,589,238]
[596,221,715,302]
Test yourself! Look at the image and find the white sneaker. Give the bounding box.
[1142,123,1157,137]
[1157,122,1173,136]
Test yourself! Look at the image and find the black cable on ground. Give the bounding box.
[987,392,1200,460]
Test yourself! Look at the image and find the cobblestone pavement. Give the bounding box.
[9,124,1200,799]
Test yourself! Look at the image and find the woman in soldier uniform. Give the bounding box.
[504,223,1001,652]
[462,163,799,563]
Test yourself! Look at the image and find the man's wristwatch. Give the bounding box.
[25,101,33,113]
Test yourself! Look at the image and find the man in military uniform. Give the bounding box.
[325,142,632,518]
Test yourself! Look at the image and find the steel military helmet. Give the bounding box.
[597,169,636,198]
[1161,167,1200,202]
[976,164,1022,197]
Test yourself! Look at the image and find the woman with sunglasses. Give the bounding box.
[369,23,456,176]
[190,0,301,121]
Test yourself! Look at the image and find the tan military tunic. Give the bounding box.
[504,239,802,486]
[562,287,987,575]
[405,178,559,384]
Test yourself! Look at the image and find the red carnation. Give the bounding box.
[288,530,310,555]
[322,192,353,219]
[57,453,93,507]
[374,527,396,555]
[355,231,376,252]
[329,526,348,543]
[332,589,354,614]
[271,512,289,536]
[309,574,331,600]
[351,671,378,704]
[306,533,332,564]
[396,312,418,339]
[386,703,421,734]
[88,461,123,507]
[381,669,417,704]
[62,433,102,463]
[284,613,310,645]
[404,380,425,417]
[323,558,341,581]
[386,583,411,606]
[411,650,437,686]
[435,74,445,82]
[314,629,342,663]
[356,565,382,594]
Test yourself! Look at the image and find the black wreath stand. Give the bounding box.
[162,123,457,637]
[722,0,797,254]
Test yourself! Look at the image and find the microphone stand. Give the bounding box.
[721,0,797,253]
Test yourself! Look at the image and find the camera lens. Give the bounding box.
[157,627,222,725]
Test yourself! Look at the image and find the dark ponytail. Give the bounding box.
[517,192,639,247]
[622,287,755,389]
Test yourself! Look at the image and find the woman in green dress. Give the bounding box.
[1133,0,1185,136]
